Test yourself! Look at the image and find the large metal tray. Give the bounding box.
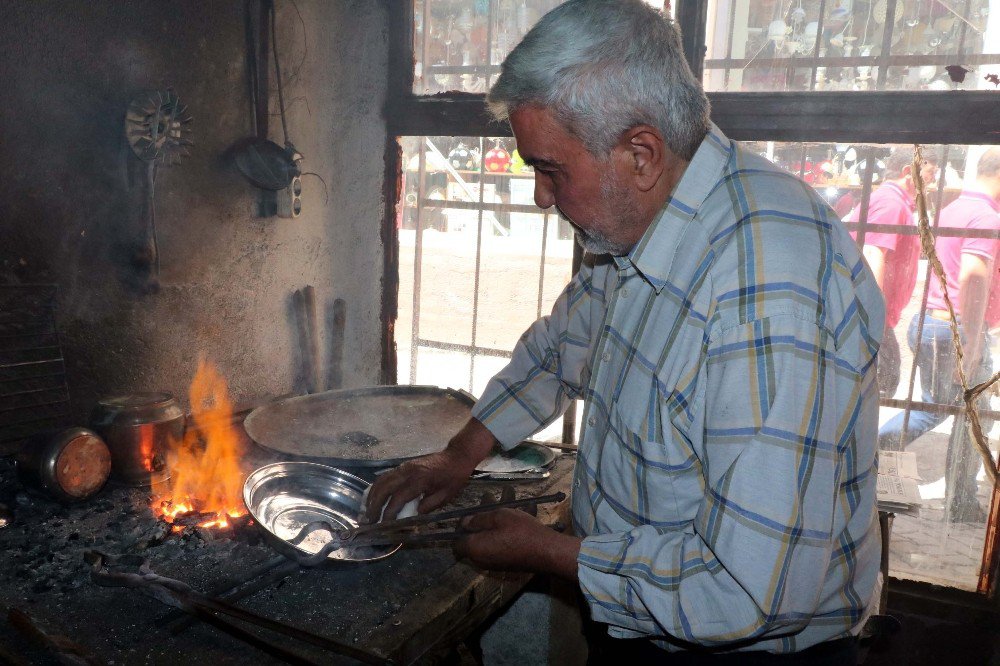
[242,462,399,564]
[243,385,475,467]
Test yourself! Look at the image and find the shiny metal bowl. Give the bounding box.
[243,462,399,564]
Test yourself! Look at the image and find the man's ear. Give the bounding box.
[620,125,665,193]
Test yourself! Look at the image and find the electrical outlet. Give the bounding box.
[277,176,302,218]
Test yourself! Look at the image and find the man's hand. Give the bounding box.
[364,418,496,522]
[455,508,582,579]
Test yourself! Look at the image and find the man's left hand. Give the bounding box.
[454,508,582,579]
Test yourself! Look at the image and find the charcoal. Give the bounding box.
[31,578,54,593]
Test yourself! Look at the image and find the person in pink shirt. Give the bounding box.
[847,149,938,400]
[880,147,1000,522]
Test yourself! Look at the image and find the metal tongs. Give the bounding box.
[287,491,567,566]
[84,551,388,665]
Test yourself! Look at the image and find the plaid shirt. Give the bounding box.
[471,124,884,653]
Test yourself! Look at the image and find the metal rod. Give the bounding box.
[192,608,319,666]
[348,491,566,540]
[164,557,298,634]
[195,595,388,665]
[409,142,427,384]
[469,136,487,391]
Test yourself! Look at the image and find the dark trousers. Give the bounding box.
[585,631,858,665]
[580,595,858,666]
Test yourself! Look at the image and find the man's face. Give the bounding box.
[509,106,642,256]
[919,159,939,189]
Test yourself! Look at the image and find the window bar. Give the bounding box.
[722,0,738,91]
[409,142,430,384]
[537,211,550,319]
[874,0,899,90]
[807,0,828,91]
[561,242,584,445]
[676,0,708,78]
[486,0,496,88]
[853,146,880,248]
[893,145,951,449]
[415,0,431,94]
[469,137,489,392]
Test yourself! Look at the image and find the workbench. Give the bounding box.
[0,450,575,665]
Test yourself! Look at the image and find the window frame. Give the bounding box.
[380,0,1000,603]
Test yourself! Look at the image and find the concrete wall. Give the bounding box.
[0,0,389,420]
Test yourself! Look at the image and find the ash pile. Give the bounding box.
[0,457,271,604]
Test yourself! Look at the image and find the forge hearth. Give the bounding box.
[0,446,576,664]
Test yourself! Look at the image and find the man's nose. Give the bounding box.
[534,177,555,210]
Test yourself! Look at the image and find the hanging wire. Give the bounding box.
[270,0,290,147]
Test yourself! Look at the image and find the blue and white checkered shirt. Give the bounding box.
[471,124,884,653]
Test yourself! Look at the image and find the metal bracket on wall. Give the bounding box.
[124,89,193,293]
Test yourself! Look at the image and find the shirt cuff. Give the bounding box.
[577,533,660,635]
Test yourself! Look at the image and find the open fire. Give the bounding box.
[152,358,247,529]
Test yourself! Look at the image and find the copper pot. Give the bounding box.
[15,427,112,502]
[90,392,184,487]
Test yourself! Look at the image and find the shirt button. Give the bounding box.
[587,416,596,427]
[601,352,610,362]
[621,288,629,298]
[574,478,581,488]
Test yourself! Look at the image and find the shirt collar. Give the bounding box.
[621,123,732,293]
[959,190,1000,213]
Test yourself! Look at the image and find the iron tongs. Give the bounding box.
[84,551,388,665]
[287,491,567,566]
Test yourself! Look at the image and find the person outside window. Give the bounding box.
[846,149,938,404]
[879,147,1000,523]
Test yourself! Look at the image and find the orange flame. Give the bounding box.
[152,358,247,529]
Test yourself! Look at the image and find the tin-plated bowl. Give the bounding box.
[243,462,399,564]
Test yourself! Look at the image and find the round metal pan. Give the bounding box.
[243,462,399,564]
[475,442,557,474]
[243,385,475,467]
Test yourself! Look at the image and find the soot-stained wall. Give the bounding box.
[0,1,389,420]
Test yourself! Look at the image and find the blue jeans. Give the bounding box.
[879,314,993,509]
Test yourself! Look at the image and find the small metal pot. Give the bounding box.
[15,427,112,502]
[90,392,184,487]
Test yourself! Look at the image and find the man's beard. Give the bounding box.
[561,169,639,257]
[572,226,632,256]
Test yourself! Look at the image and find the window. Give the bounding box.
[383,0,1000,595]
[703,0,1000,92]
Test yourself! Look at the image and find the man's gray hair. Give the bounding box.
[487,0,710,161]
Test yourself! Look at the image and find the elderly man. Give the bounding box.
[369,0,883,661]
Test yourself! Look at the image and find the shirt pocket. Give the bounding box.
[598,398,705,529]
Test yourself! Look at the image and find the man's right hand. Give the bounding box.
[364,417,498,522]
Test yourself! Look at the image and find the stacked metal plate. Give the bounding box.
[0,285,70,454]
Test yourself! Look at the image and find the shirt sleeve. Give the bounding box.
[578,313,858,646]
[859,192,908,253]
[471,259,604,449]
[960,210,1000,261]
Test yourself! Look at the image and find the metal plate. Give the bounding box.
[243,462,399,564]
[244,385,475,467]
[475,442,557,474]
